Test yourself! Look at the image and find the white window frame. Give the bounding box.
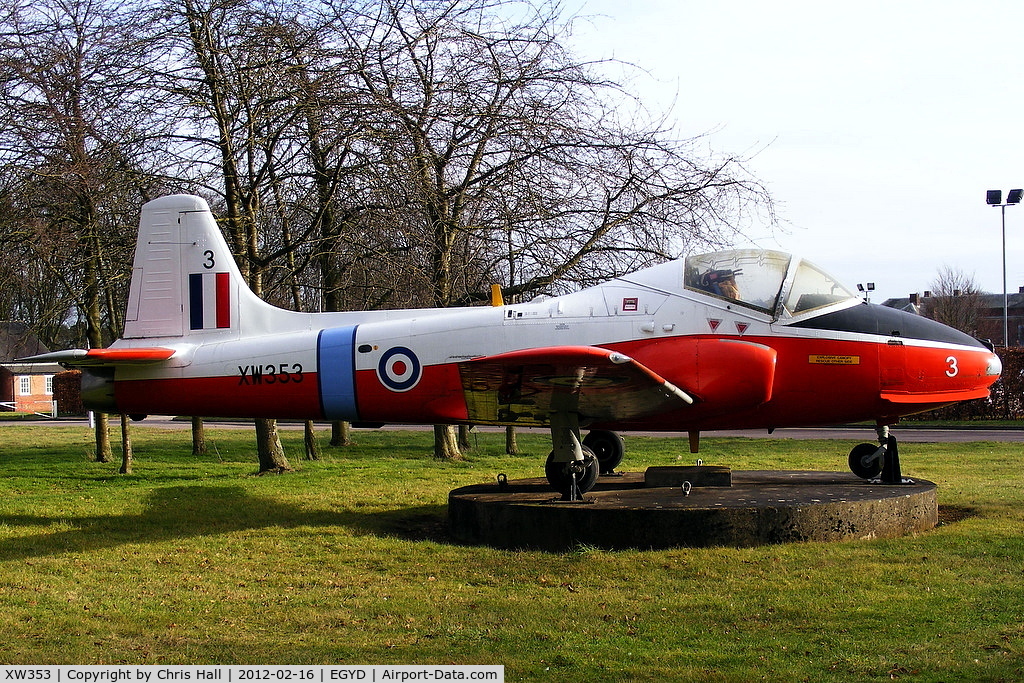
[18,376,31,395]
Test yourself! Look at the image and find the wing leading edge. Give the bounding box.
[458,345,694,427]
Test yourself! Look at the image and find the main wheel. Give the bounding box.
[583,430,625,474]
[545,447,600,496]
[848,442,884,479]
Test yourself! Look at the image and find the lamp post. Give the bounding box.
[856,282,875,303]
[986,188,1022,347]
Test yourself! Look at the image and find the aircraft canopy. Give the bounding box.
[683,249,858,318]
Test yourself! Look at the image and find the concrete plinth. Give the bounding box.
[448,470,938,551]
[644,465,732,487]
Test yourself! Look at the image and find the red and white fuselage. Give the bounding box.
[23,195,1001,489]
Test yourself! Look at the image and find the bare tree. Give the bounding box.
[337,0,770,457]
[923,266,982,337]
[0,0,773,469]
[0,0,160,461]
[157,0,330,472]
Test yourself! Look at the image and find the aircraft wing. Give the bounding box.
[458,345,694,426]
[17,347,177,366]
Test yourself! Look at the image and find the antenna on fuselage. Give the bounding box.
[490,284,505,307]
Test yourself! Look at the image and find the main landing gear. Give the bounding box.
[545,424,626,501]
[545,448,600,501]
[582,429,625,474]
[848,425,912,484]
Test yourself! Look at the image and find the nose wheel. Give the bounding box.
[848,442,885,479]
[848,426,911,484]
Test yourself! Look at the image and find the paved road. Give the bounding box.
[7,416,1023,443]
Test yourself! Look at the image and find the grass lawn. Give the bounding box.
[0,423,1021,681]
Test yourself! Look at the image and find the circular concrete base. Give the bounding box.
[448,470,937,551]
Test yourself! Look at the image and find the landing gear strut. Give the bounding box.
[848,425,911,484]
[543,378,625,497]
[544,409,601,501]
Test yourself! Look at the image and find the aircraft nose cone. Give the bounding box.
[987,352,1003,378]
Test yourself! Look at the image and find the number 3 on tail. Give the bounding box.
[945,356,959,377]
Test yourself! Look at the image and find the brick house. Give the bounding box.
[975,290,1024,347]
[0,322,60,415]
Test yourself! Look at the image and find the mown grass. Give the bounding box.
[0,424,1022,681]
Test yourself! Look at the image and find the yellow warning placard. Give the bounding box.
[808,354,861,365]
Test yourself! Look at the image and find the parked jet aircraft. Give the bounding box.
[22,195,1002,498]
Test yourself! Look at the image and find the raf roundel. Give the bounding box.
[377,346,422,392]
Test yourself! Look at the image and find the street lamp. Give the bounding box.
[986,188,1023,347]
[856,282,875,303]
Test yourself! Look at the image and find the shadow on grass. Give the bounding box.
[937,504,978,527]
[5,487,970,560]
[0,485,454,560]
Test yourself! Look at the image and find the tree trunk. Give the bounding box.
[83,214,112,464]
[255,418,291,473]
[505,425,519,455]
[458,424,472,451]
[119,414,133,474]
[191,416,207,455]
[303,420,321,460]
[330,420,353,447]
[94,412,111,462]
[433,424,462,460]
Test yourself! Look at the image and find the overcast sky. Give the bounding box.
[569,0,1024,303]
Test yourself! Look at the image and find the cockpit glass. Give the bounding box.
[784,259,858,314]
[684,250,791,314]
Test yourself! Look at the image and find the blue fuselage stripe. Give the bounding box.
[188,273,204,330]
[317,326,359,420]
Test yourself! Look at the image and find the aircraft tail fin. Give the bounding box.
[123,195,273,340]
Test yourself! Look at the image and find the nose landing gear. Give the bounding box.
[849,441,885,479]
[848,425,912,484]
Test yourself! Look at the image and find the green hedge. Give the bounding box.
[53,370,83,416]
